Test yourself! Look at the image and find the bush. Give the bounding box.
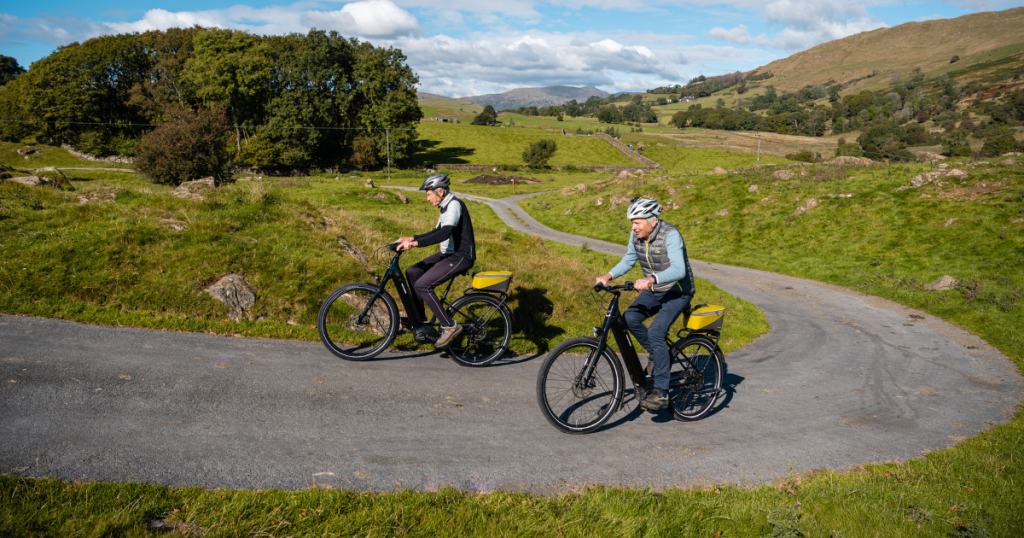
[785,151,817,163]
[236,136,282,168]
[950,55,960,63]
[349,135,381,170]
[941,129,971,157]
[836,143,863,157]
[981,134,1017,157]
[134,107,232,186]
[522,139,557,168]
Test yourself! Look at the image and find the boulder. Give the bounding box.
[15,147,35,156]
[396,192,410,204]
[617,170,635,179]
[710,167,728,175]
[827,156,873,166]
[794,198,820,215]
[944,218,957,227]
[172,177,215,201]
[205,274,257,322]
[364,179,375,188]
[564,209,572,215]
[6,176,59,188]
[748,184,758,193]
[772,170,797,180]
[363,192,389,202]
[715,208,729,217]
[609,194,630,209]
[595,197,603,206]
[924,275,959,291]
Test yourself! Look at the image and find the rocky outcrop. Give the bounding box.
[205,274,257,322]
[896,168,967,192]
[826,156,873,166]
[172,177,215,201]
[924,275,959,291]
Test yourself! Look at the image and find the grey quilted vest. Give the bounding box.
[634,220,695,295]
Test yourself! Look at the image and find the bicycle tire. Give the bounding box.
[668,334,722,421]
[317,282,399,361]
[445,294,513,366]
[536,337,624,434]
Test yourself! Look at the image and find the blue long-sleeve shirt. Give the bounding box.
[608,228,687,284]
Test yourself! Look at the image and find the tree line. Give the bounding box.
[0,27,421,182]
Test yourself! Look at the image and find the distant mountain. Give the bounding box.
[460,86,610,110]
[744,6,1024,92]
[416,92,455,100]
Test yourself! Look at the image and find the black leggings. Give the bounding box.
[406,253,474,328]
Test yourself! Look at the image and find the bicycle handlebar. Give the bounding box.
[593,281,634,293]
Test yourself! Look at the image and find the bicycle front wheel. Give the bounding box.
[536,337,623,434]
[445,294,512,366]
[668,335,723,421]
[317,283,399,361]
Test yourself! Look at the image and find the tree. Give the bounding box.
[350,40,421,166]
[522,139,557,168]
[941,129,971,157]
[596,105,623,124]
[828,86,841,102]
[981,133,1016,157]
[128,27,205,121]
[184,29,272,152]
[472,105,497,125]
[134,107,232,186]
[0,55,25,86]
[809,84,827,100]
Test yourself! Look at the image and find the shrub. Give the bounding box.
[916,111,929,123]
[785,151,817,163]
[836,143,863,157]
[522,139,557,168]
[950,55,960,63]
[981,133,1017,157]
[134,107,232,186]
[941,129,971,157]
[349,135,381,170]
[236,136,282,168]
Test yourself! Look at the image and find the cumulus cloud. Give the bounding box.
[302,0,421,37]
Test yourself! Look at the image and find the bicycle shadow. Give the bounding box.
[599,360,745,429]
[508,286,563,356]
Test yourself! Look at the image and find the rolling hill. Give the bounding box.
[746,6,1024,92]
[460,86,610,111]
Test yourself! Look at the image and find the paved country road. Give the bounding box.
[1,189,1021,493]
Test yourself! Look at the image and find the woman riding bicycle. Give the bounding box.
[394,173,477,348]
[594,197,695,411]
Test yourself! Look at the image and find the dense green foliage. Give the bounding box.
[0,55,26,86]
[521,139,558,167]
[0,28,420,171]
[133,107,234,185]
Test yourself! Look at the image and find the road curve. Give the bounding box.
[1,189,1020,493]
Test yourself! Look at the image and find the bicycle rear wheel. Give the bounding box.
[317,283,399,360]
[446,294,512,366]
[536,337,623,434]
[668,335,722,421]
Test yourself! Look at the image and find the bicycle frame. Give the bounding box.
[586,285,650,401]
[359,246,508,331]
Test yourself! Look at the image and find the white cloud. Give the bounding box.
[302,0,421,37]
[709,0,886,52]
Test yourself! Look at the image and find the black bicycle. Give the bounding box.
[317,244,513,366]
[536,282,725,434]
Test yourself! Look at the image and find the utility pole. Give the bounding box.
[386,128,391,185]
[757,134,761,164]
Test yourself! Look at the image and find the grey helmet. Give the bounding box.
[626,197,663,220]
[420,173,450,192]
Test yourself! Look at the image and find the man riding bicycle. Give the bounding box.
[395,173,476,348]
[595,197,695,411]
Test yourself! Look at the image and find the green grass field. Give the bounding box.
[408,123,640,167]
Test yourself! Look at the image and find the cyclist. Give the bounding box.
[395,173,476,348]
[594,197,695,410]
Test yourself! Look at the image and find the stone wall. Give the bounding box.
[593,133,663,169]
[61,144,134,164]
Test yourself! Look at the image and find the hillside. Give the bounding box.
[461,86,610,111]
[748,7,1024,92]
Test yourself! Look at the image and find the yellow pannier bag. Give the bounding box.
[686,305,725,331]
[472,271,513,293]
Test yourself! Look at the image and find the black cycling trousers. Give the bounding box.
[406,252,474,328]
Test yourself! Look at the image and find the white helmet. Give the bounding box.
[626,197,662,220]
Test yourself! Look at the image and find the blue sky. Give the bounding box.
[1,0,1017,97]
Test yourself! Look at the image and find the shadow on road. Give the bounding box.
[509,286,563,355]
